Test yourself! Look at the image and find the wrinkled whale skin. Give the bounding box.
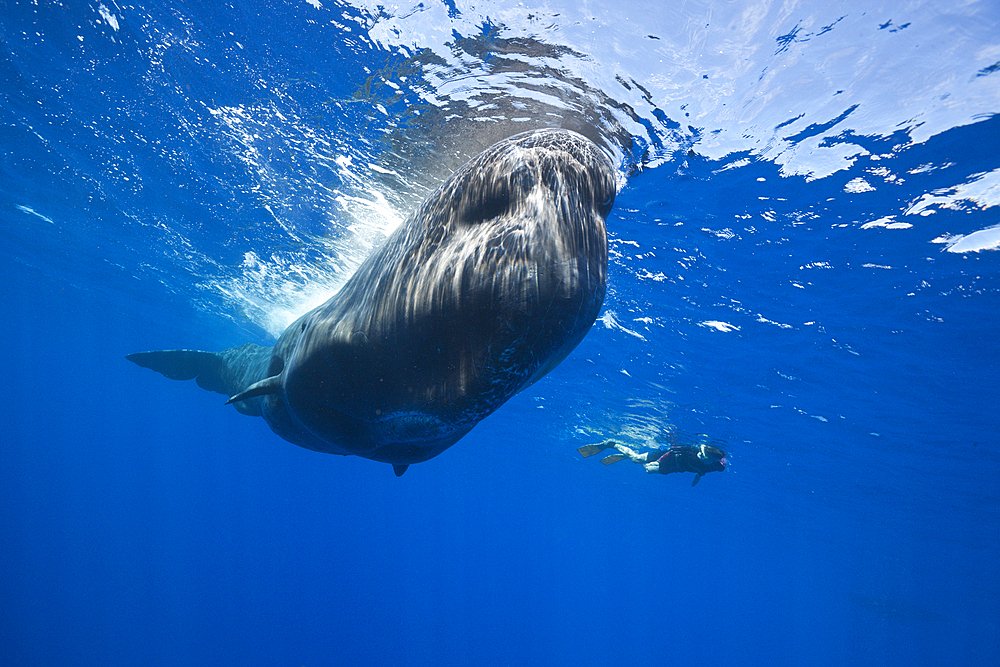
[128,128,616,470]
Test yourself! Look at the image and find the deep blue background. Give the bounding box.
[2,1,998,665]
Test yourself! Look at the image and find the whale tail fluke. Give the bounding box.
[126,349,227,389]
[127,343,273,415]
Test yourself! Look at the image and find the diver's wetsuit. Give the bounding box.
[648,445,727,475]
[614,443,727,485]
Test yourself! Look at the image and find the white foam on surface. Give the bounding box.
[944,225,1000,253]
[700,320,740,332]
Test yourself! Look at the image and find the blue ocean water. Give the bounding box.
[2,1,998,665]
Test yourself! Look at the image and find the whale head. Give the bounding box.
[266,129,617,466]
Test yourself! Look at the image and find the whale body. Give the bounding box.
[128,129,616,475]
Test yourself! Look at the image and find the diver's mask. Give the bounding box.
[699,444,727,468]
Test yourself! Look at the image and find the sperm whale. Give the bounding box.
[128,128,616,475]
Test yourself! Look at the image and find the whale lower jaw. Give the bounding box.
[362,413,476,464]
[282,408,476,464]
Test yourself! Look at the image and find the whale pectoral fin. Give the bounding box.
[393,464,409,477]
[600,454,627,465]
[225,375,281,405]
[126,350,229,394]
[692,473,703,487]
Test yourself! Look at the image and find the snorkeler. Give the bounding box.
[578,440,727,486]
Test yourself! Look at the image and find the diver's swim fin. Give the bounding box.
[601,454,627,465]
[577,444,613,458]
[692,473,703,487]
[393,464,409,477]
